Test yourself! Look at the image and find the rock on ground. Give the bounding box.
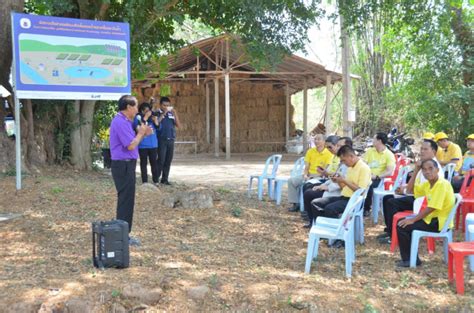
[122,283,163,305]
[187,285,210,300]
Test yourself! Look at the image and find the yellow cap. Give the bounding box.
[434,132,449,142]
[422,132,435,140]
[466,134,474,140]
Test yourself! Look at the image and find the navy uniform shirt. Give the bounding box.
[156,109,176,140]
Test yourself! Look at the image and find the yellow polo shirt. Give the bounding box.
[363,147,396,176]
[341,159,372,197]
[304,147,334,175]
[326,155,340,175]
[414,178,455,231]
[436,142,463,172]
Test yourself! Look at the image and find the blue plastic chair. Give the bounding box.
[466,214,474,271]
[409,194,462,268]
[304,189,365,277]
[273,157,305,205]
[247,154,282,200]
[372,166,411,224]
[443,163,456,182]
[315,189,368,245]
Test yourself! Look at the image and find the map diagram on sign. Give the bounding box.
[19,34,128,87]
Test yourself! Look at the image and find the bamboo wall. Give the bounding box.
[134,80,296,154]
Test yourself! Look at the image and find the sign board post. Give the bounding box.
[11,12,131,189]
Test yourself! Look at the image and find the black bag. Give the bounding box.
[92,220,129,269]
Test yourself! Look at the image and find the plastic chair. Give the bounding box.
[448,225,474,295]
[466,213,474,270]
[384,156,411,190]
[443,163,456,182]
[247,154,282,200]
[409,194,462,267]
[455,169,474,231]
[273,157,305,205]
[315,189,368,245]
[372,165,411,224]
[304,189,365,277]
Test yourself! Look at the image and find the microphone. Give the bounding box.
[136,114,142,125]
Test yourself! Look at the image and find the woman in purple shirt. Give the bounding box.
[109,95,152,246]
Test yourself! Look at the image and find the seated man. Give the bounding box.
[396,159,455,267]
[287,134,333,212]
[378,139,441,244]
[452,134,474,193]
[434,132,463,174]
[362,132,396,216]
[309,145,371,223]
[302,136,352,227]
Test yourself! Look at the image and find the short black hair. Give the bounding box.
[421,158,439,169]
[325,135,340,145]
[375,132,388,145]
[160,96,170,104]
[337,145,356,157]
[338,136,353,147]
[139,102,151,113]
[423,139,438,153]
[118,95,137,111]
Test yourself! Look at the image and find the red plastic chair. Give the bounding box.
[448,242,474,294]
[384,156,411,190]
[455,169,474,232]
[390,197,436,253]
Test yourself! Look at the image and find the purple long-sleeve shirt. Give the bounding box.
[109,112,138,160]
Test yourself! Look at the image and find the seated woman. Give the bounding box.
[396,159,455,267]
[452,134,474,193]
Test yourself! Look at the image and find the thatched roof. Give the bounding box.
[132,35,348,93]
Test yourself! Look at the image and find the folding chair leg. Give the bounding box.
[305,233,319,274]
[410,233,421,268]
[247,177,253,198]
[257,178,264,200]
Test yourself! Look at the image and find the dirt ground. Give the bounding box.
[1,154,473,312]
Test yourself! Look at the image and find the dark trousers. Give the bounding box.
[157,138,175,182]
[364,178,381,212]
[452,177,465,193]
[397,218,439,261]
[310,196,349,224]
[111,160,136,233]
[304,188,324,220]
[382,195,415,234]
[138,148,159,183]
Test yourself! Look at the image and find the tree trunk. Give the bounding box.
[70,100,96,170]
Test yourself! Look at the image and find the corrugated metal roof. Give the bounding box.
[133,35,349,93]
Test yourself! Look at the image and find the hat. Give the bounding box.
[466,134,474,140]
[434,132,448,142]
[422,132,435,140]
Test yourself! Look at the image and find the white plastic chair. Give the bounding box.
[273,157,305,205]
[304,189,365,277]
[443,163,456,182]
[465,213,474,271]
[372,166,411,224]
[247,154,282,200]
[409,194,462,268]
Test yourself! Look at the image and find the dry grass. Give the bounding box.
[1,167,473,312]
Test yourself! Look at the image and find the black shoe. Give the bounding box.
[301,215,309,221]
[376,232,390,239]
[303,222,312,228]
[363,210,370,217]
[332,240,345,249]
[288,204,299,212]
[378,236,391,244]
[300,211,308,217]
[161,181,171,185]
[396,259,422,268]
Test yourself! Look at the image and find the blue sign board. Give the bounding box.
[11,13,131,100]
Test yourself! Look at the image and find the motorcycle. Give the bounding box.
[387,127,415,158]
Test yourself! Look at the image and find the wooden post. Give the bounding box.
[340,14,352,137]
[285,83,290,144]
[324,74,332,134]
[225,38,231,160]
[303,79,308,153]
[206,83,210,144]
[214,77,220,157]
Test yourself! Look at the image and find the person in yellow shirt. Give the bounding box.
[452,134,474,192]
[396,159,455,267]
[362,132,396,215]
[309,145,371,224]
[434,132,463,173]
[287,134,334,212]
